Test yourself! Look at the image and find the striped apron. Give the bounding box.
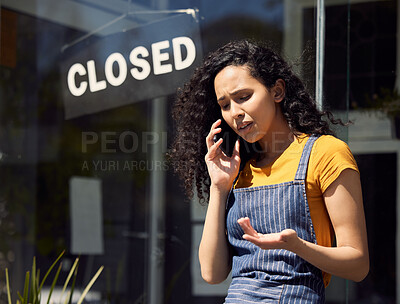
[225,135,325,303]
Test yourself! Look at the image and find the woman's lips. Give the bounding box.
[238,122,253,134]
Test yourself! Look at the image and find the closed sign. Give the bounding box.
[61,13,202,119]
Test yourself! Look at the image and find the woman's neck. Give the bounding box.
[256,125,295,167]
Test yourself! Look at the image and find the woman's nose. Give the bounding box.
[230,103,244,119]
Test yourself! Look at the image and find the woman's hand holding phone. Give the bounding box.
[212,119,238,157]
[205,119,241,193]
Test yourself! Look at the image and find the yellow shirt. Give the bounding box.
[234,134,359,286]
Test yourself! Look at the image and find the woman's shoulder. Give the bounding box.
[304,134,359,193]
[310,134,359,181]
[294,134,349,152]
[312,134,352,155]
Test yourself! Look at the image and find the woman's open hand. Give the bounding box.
[237,217,301,252]
[205,119,241,193]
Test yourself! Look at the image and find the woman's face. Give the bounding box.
[214,65,286,144]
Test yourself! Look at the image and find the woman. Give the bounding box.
[170,40,369,303]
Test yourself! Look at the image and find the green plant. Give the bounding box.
[367,88,400,118]
[5,251,103,304]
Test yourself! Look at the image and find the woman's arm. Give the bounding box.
[199,185,232,284]
[199,119,241,284]
[238,168,369,282]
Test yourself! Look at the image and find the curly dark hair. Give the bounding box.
[169,39,343,204]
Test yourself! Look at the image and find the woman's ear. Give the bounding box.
[273,79,286,103]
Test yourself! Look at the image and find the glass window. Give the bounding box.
[0,0,396,303]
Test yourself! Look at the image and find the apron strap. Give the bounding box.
[294,135,320,181]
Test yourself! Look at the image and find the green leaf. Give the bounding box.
[38,250,65,294]
[31,257,37,304]
[63,290,71,304]
[61,257,79,297]
[5,268,12,304]
[77,266,104,304]
[5,251,103,304]
[17,291,23,303]
[46,263,62,304]
[67,265,79,304]
[36,270,41,304]
[22,271,30,304]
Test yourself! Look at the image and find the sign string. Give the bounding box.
[61,8,199,53]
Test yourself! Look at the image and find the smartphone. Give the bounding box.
[213,119,238,157]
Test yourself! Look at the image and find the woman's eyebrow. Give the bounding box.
[217,89,247,102]
[230,88,246,96]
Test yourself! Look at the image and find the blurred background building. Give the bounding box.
[0,0,397,303]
